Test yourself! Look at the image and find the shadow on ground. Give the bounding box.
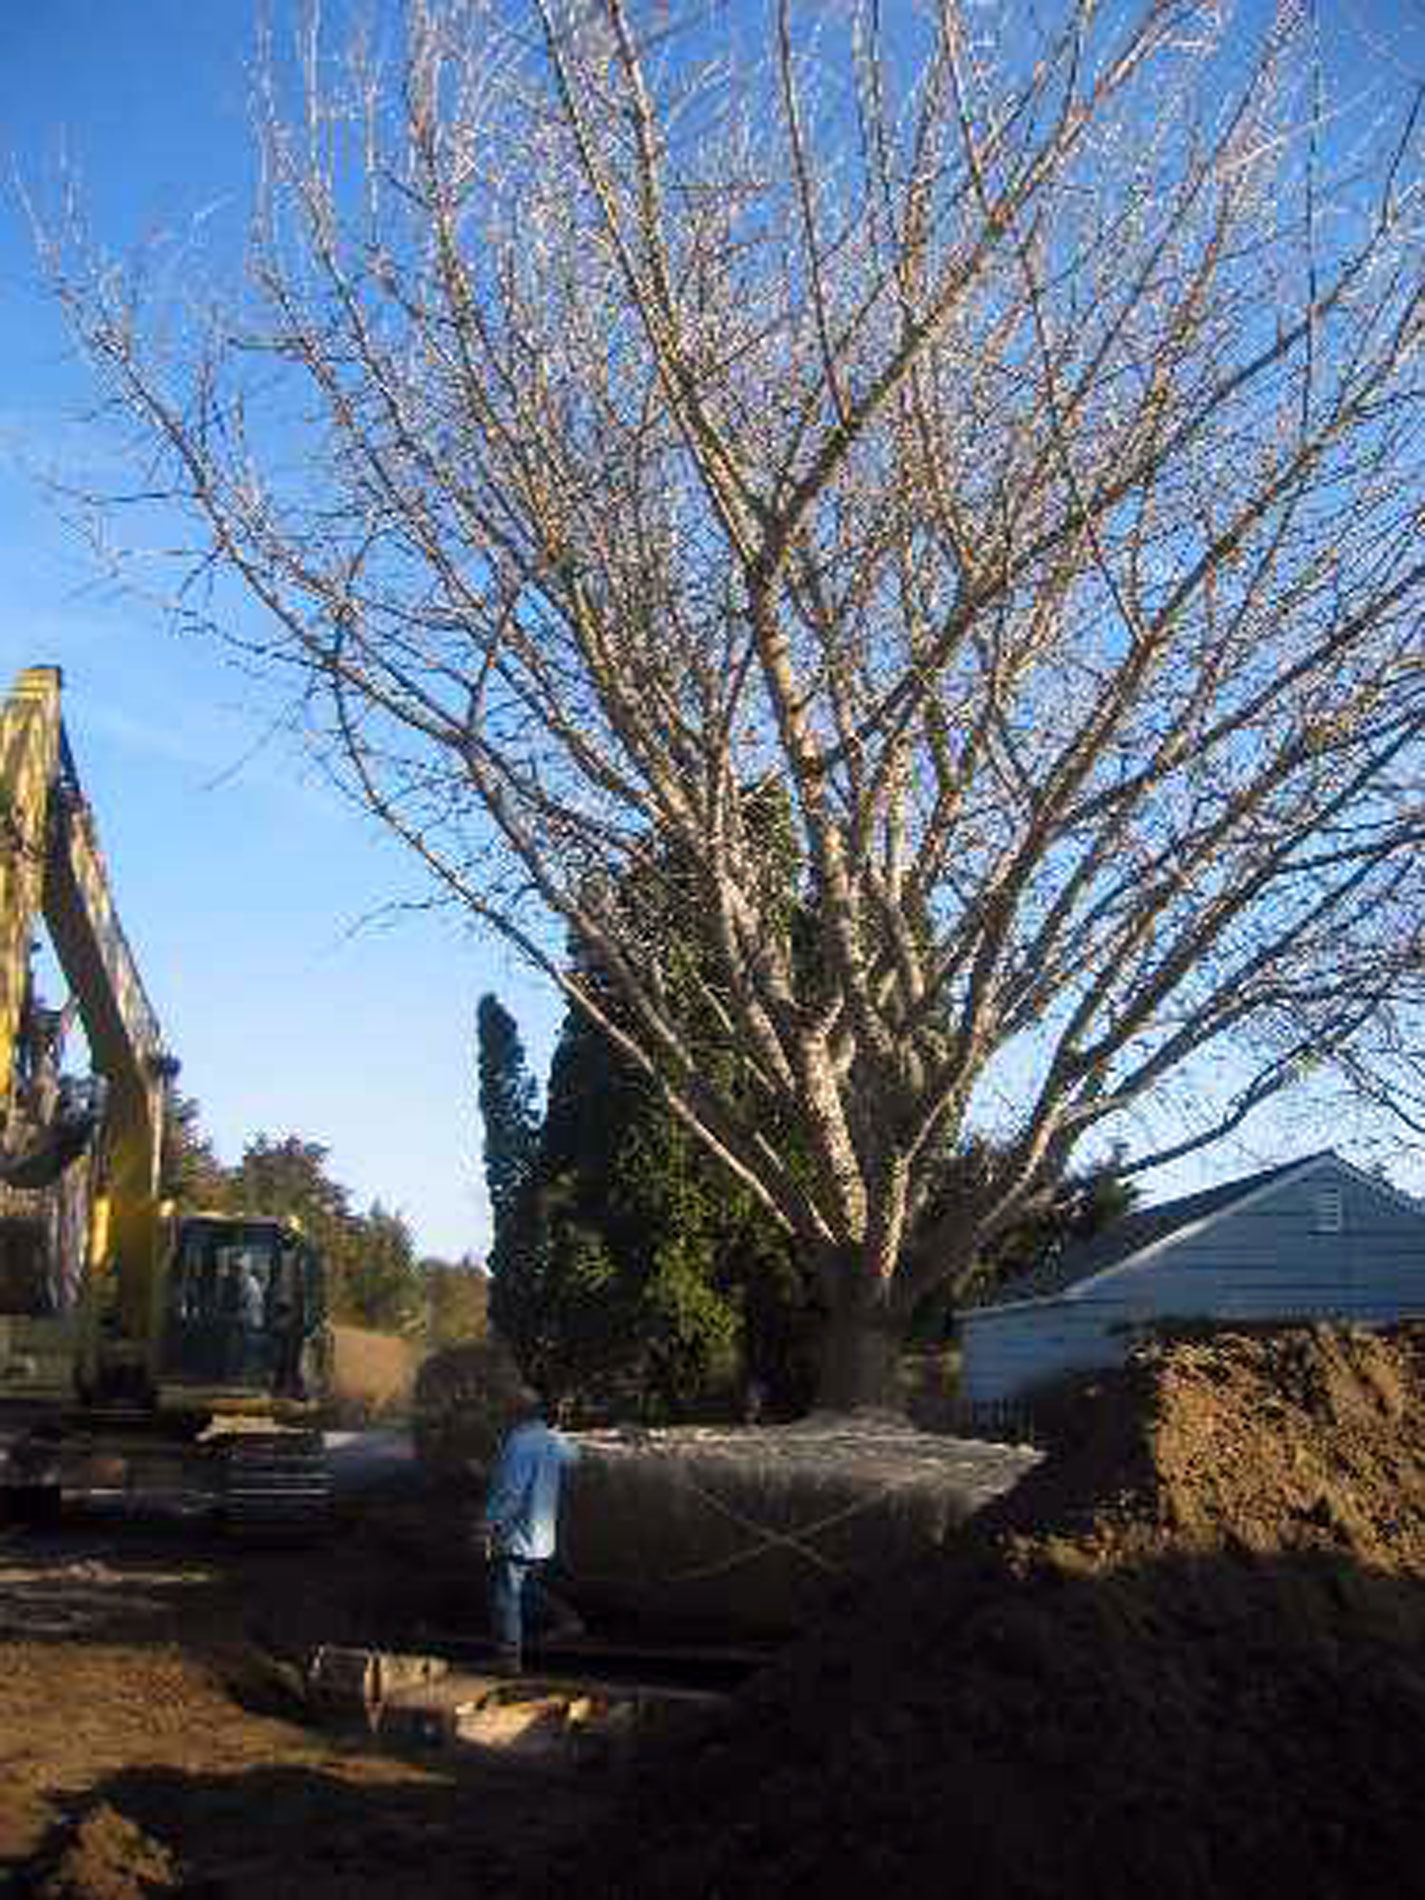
[16,1753,605,1898]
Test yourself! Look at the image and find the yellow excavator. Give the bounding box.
[0,665,332,1532]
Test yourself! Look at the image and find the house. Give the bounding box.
[957,1151,1425,1419]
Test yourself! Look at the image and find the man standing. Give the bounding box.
[482,1385,583,1674]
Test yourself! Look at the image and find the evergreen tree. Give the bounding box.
[476,995,540,1230]
[478,992,559,1383]
[482,798,809,1413]
[485,966,636,1401]
[161,1090,230,1207]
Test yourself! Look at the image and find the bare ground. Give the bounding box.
[8,1323,1425,1899]
[0,1495,609,1898]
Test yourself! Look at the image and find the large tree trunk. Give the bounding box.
[813,1289,906,1413]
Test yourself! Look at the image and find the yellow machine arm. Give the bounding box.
[0,666,174,1334]
[0,667,63,1132]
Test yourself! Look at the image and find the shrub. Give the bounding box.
[412,1337,531,1478]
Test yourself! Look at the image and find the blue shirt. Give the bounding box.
[482,1419,580,1560]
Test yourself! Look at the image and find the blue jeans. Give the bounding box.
[488,1554,577,1660]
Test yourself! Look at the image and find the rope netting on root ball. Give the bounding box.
[558,1417,1041,1636]
[411,1346,1041,1637]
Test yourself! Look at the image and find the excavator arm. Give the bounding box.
[0,667,64,1139]
[0,667,175,1334]
[45,716,176,1337]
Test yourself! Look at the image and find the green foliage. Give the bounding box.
[483,991,688,1412]
[484,981,651,1403]
[228,1134,349,1225]
[911,1141,1141,1340]
[225,1133,362,1316]
[237,1135,426,1330]
[724,1214,821,1417]
[342,1199,422,1332]
[483,967,812,1419]
[420,1256,488,1349]
[476,994,540,1227]
[161,1091,230,1207]
[602,1109,739,1419]
[480,787,824,1418]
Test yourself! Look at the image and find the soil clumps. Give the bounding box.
[0,1517,603,1897]
[571,1322,1425,1900]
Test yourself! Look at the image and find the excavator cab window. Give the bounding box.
[269,1237,316,1396]
[0,1216,52,1316]
[162,1220,298,1388]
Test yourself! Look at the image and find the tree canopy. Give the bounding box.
[46,2,1425,1404]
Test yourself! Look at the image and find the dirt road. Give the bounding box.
[0,1490,611,1897]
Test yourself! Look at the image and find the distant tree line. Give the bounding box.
[163,1098,486,1343]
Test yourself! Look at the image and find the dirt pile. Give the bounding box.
[572,1323,1425,1900]
[1014,1318,1425,1569]
[28,1803,178,1900]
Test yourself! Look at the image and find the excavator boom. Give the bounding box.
[1,668,171,1333]
[0,668,65,1132]
[0,666,331,1533]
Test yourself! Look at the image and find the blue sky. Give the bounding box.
[0,3,567,1261]
[2,2,1424,1264]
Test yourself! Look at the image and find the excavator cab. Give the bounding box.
[160,1214,328,1404]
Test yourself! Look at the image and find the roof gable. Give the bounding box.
[964,1151,1417,1315]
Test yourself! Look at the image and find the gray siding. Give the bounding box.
[959,1163,1425,1406]
[959,1299,1125,1407]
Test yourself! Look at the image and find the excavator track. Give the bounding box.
[221,1432,332,1541]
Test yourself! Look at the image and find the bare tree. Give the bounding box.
[39,1,1425,1405]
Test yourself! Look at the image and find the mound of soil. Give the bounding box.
[571,1322,1425,1900]
[29,1803,178,1900]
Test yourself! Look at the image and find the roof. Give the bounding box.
[965,1151,1343,1314]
